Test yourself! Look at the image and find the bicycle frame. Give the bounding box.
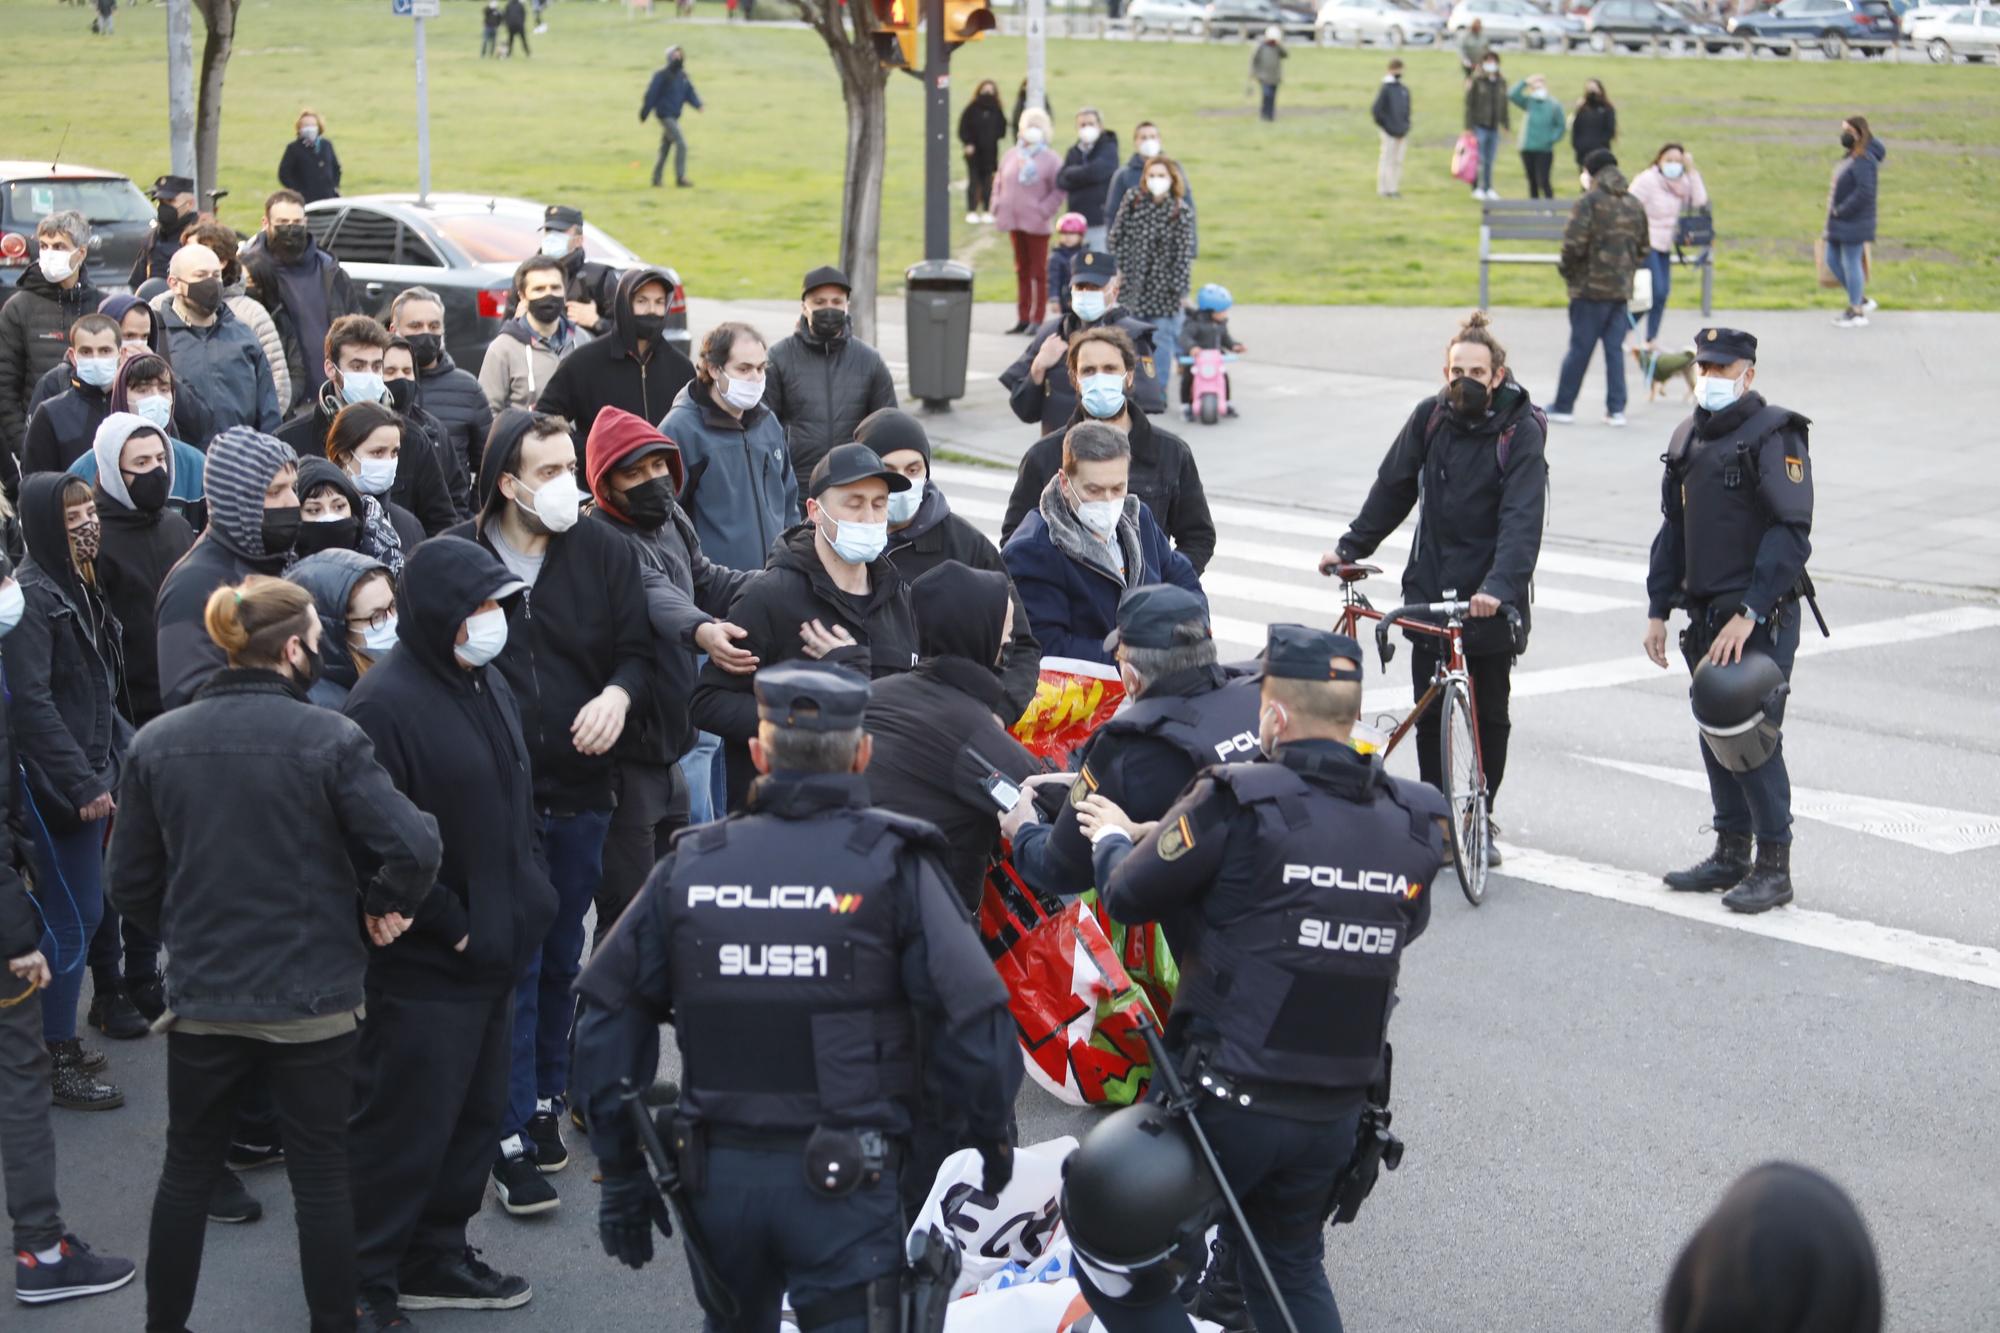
[1333,580,1486,780]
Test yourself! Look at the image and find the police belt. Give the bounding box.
[704,1123,907,1170]
[1186,1050,1367,1122]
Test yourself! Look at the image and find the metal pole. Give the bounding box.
[1026,0,1047,114]
[922,0,949,262]
[166,0,197,197]
[415,15,432,203]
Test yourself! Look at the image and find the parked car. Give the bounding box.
[1316,0,1446,43]
[1276,0,1323,34]
[302,193,690,372]
[1727,0,1901,57]
[1127,0,1212,33]
[1908,2,2000,58]
[1446,0,1585,47]
[0,161,151,303]
[1206,0,1290,35]
[1583,0,1730,48]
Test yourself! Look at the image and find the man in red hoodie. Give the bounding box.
[581,408,757,947]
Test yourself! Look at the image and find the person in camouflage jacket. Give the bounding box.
[1550,149,1649,422]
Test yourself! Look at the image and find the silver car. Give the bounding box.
[1909,2,2000,59]
[1127,0,1213,35]
[1448,0,1584,47]
[1317,0,1446,43]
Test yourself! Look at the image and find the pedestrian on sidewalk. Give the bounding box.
[1251,27,1287,122]
[1373,58,1412,198]
[959,80,1008,223]
[1465,54,1510,200]
[1108,156,1196,399]
[1509,73,1566,200]
[504,0,530,56]
[1571,78,1617,169]
[1057,109,1120,251]
[639,46,702,190]
[1548,148,1646,427]
[994,109,1067,335]
[1628,143,1709,346]
[1826,116,1885,330]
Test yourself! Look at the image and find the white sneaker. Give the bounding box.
[1604,413,1627,427]
[964,211,980,224]
[1834,310,1869,329]
[1545,411,1575,424]
[980,211,996,224]
[1861,298,1878,313]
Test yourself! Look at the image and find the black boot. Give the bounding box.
[126,971,166,1024]
[88,983,151,1040]
[1723,841,1794,915]
[48,1041,123,1111]
[1663,830,1752,892]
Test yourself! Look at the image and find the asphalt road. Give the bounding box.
[29,302,2000,1331]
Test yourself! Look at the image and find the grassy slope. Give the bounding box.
[5,0,1996,308]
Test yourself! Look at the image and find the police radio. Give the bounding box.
[965,746,1024,814]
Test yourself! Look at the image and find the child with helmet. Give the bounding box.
[1180,282,1247,419]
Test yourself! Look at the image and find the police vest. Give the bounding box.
[663,805,945,1134]
[1174,759,1447,1093]
[1097,674,1264,777]
[1666,403,1807,604]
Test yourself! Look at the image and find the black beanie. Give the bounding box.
[855,408,931,473]
[1583,148,1618,175]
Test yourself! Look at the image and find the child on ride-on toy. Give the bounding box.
[1180,283,1247,421]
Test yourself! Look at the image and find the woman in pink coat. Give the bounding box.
[992,108,1067,334]
[1627,142,1710,347]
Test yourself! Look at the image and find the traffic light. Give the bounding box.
[872,0,919,70]
[941,0,995,43]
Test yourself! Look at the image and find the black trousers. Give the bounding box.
[1410,646,1514,811]
[1521,149,1555,199]
[966,164,995,213]
[596,759,688,951]
[88,904,160,983]
[349,985,513,1297]
[147,1030,359,1333]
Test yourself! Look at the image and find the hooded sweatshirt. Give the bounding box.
[286,548,389,709]
[66,357,208,534]
[155,426,299,710]
[343,536,559,997]
[533,266,696,442]
[1560,163,1648,303]
[445,408,653,812]
[294,455,419,575]
[89,413,194,725]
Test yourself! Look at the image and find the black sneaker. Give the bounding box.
[208,1170,263,1224]
[87,985,150,1040]
[126,972,167,1024]
[225,1137,285,1172]
[48,1043,122,1111]
[491,1152,559,1217]
[399,1248,532,1311]
[526,1109,568,1173]
[13,1234,137,1306]
[358,1288,418,1330]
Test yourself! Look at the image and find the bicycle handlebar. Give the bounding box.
[1371,602,1526,671]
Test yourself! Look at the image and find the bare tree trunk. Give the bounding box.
[192,0,241,206]
[794,0,892,345]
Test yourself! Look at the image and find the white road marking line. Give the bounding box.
[1574,756,2000,854]
[1495,844,2000,993]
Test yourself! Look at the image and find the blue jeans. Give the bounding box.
[1259,82,1278,121]
[1686,603,1800,843]
[505,807,612,1138]
[1146,310,1185,398]
[27,818,108,1043]
[1473,125,1499,191]
[1826,239,1867,308]
[1552,298,1630,415]
[679,730,724,826]
[1646,249,1674,342]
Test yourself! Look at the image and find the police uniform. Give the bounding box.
[1010,584,1262,899]
[1083,626,1448,1332]
[544,205,619,336]
[129,174,194,288]
[1646,328,1814,913]
[571,664,1022,1333]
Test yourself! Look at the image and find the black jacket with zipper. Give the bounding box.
[0,636,35,962]
[534,266,696,443]
[415,350,493,514]
[94,483,195,727]
[764,314,900,483]
[276,381,458,536]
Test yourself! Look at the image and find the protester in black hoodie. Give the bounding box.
[21,314,120,478]
[342,536,556,1326]
[534,266,694,442]
[691,442,920,812]
[447,407,650,1212]
[860,408,1041,719]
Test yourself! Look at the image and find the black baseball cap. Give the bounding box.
[1694,327,1758,366]
[754,662,869,733]
[1257,624,1365,682]
[1072,251,1117,287]
[808,442,913,499]
[1102,584,1209,655]
[802,265,852,297]
[151,174,195,199]
[543,204,585,231]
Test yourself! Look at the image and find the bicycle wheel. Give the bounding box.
[1440,677,1490,906]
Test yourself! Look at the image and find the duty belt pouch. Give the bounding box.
[804,1125,867,1198]
[671,1117,707,1196]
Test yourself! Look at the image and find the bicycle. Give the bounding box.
[1321,561,1523,906]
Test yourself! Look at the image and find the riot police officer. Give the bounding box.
[1006,583,1260,898]
[1644,327,1814,914]
[1076,624,1448,1332]
[571,662,1022,1332]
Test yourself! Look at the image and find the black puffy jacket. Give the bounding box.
[415,351,493,513]
[764,315,900,482]
[0,268,104,490]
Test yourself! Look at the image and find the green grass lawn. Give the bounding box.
[6,0,1997,309]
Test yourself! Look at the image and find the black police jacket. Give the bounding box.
[1646,391,1813,620]
[1000,307,1165,434]
[570,770,1021,1168]
[1100,740,1447,1094]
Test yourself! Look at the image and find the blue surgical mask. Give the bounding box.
[886,486,923,525]
[361,614,400,656]
[132,393,174,431]
[340,370,386,406]
[75,355,117,389]
[1661,161,1685,181]
[822,514,888,565]
[354,455,398,496]
[1696,373,1744,413]
[1079,372,1127,420]
[1072,289,1107,323]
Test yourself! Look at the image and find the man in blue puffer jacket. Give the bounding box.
[640,46,703,189]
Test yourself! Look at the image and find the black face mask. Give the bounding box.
[385,378,417,414]
[407,333,442,367]
[291,641,323,691]
[155,202,180,234]
[123,467,171,514]
[809,307,849,341]
[261,506,302,556]
[1839,130,1857,151]
[183,277,223,316]
[528,294,566,325]
[1447,375,1490,418]
[617,476,674,530]
[271,224,310,258]
[631,313,667,341]
[294,516,361,556]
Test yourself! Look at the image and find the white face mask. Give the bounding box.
[1661,161,1685,180]
[1071,289,1108,323]
[0,580,23,638]
[1482,61,1498,74]
[1078,125,1101,147]
[1695,372,1745,413]
[300,123,320,143]
[539,231,570,258]
[1076,497,1122,537]
[1145,176,1171,199]
[361,613,400,656]
[38,248,77,283]
[886,486,923,525]
[821,513,889,565]
[1137,138,1161,159]
[513,471,581,534]
[1023,126,1046,147]
[132,393,174,432]
[455,607,509,668]
[720,373,765,412]
[353,455,398,496]
[1579,171,1594,192]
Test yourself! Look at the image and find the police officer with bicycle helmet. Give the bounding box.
[570,662,1022,1330]
[1644,327,1815,914]
[1071,624,1448,1332]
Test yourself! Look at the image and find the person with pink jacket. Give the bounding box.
[1627,142,1710,347]
[993,108,1067,335]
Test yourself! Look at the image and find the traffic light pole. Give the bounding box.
[922,0,951,263]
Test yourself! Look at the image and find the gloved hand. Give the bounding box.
[976,1138,1014,1195]
[598,1170,672,1270]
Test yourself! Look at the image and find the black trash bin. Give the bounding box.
[905,259,974,411]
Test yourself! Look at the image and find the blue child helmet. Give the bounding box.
[1197,283,1233,313]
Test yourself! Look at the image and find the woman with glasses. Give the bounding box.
[286,550,397,710]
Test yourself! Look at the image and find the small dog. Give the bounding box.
[1633,347,1698,402]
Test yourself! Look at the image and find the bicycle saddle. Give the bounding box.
[1328,562,1382,584]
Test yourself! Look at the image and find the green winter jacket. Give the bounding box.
[1508,81,1566,154]
[1463,73,1509,133]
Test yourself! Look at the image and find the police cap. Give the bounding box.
[808,441,913,499]
[151,174,195,199]
[1103,583,1209,655]
[1694,327,1758,367]
[543,204,585,231]
[1257,624,1364,682]
[1072,251,1117,287]
[802,264,852,297]
[753,662,869,733]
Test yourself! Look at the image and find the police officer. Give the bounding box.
[571,662,1022,1332]
[1075,624,1447,1332]
[1644,327,1814,914]
[1006,583,1260,899]
[130,174,196,287]
[541,205,619,336]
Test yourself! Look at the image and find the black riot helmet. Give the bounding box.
[1691,650,1790,773]
[1059,1101,1223,1305]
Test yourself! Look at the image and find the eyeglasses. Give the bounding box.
[348,603,396,632]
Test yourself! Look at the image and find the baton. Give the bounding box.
[620,1079,741,1321]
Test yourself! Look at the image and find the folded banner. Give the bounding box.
[1010,656,1125,768]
